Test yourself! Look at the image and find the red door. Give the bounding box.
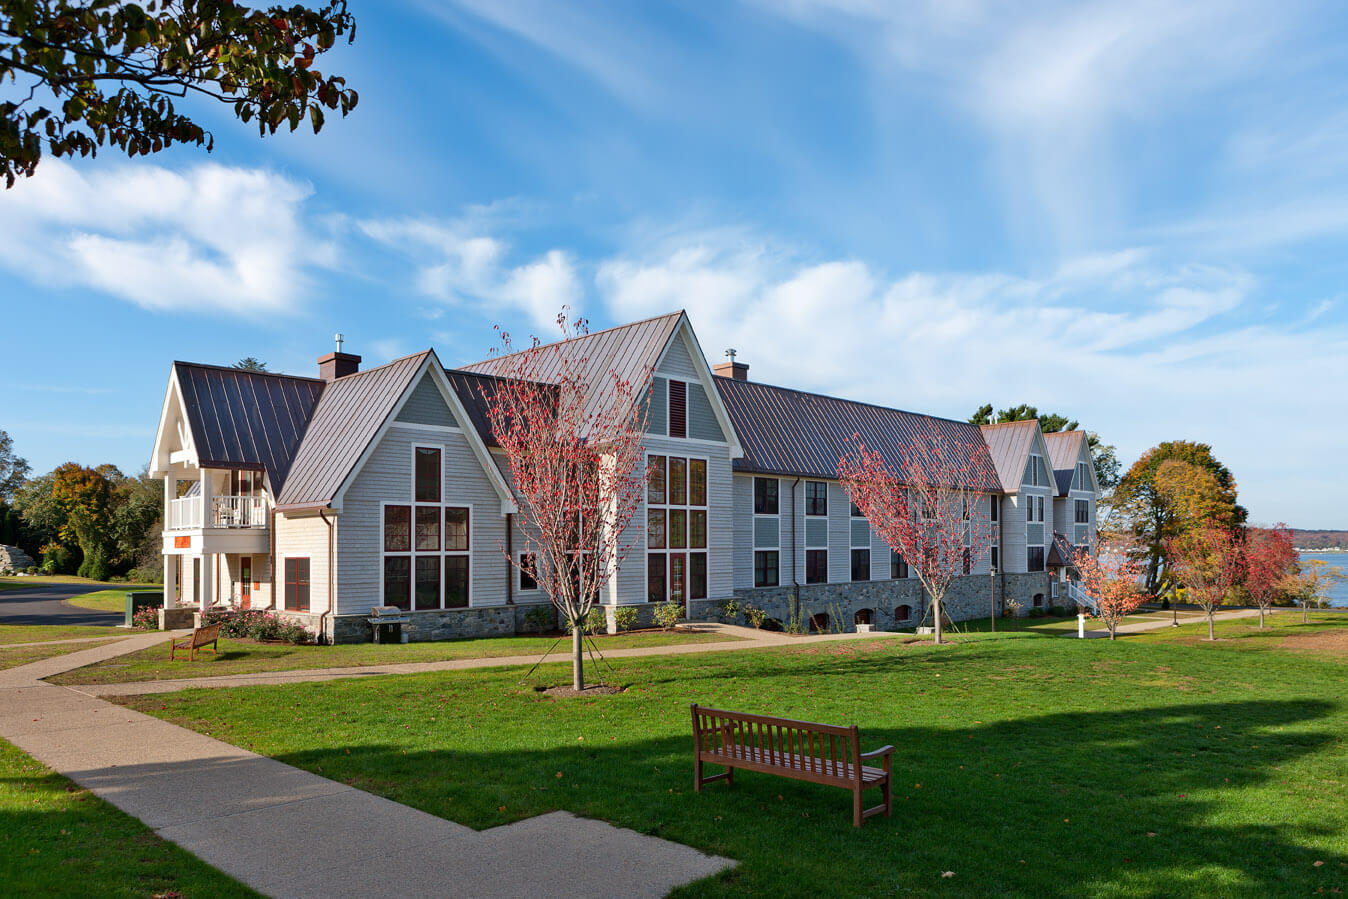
[240,557,252,609]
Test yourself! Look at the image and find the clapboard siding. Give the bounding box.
[827,482,850,582]
[648,377,668,436]
[395,372,459,429]
[275,512,333,613]
[733,473,755,591]
[688,383,725,442]
[335,424,509,614]
[656,333,700,380]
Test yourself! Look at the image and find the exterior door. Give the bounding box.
[240,557,252,609]
[670,553,687,614]
[193,558,200,606]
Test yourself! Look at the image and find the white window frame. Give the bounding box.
[802,480,829,585]
[752,477,780,588]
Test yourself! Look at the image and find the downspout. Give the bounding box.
[506,513,514,604]
[319,508,334,645]
[790,477,802,624]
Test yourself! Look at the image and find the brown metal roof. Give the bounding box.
[978,420,1039,493]
[1043,429,1086,496]
[715,377,1001,491]
[458,311,680,427]
[443,368,557,449]
[1049,531,1075,567]
[275,352,430,509]
[173,363,324,494]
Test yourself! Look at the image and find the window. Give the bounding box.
[990,495,999,522]
[895,604,912,623]
[229,469,264,497]
[753,477,778,515]
[991,546,999,571]
[851,548,871,582]
[1026,494,1044,523]
[647,454,709,604]
[806,549,828,584]
[519,553,538,591]
[805,481,827,516]
[850,500,861,517]
[754,550,779,587]
[383,491,470,612]
[890,551,908,579]
[1075,499,1089,524]
[1027,546,1045,572]
[284,558,310,612]
[415,447,441,502]
[962,548,970,575]
[668,379,687,438]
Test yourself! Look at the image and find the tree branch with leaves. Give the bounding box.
[1166,525,1245,641]
[1072,536,1148,640]
[1,0,357,186]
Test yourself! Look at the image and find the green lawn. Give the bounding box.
[63,587,156,613]
[0,624,121,645]
[0,738,256,897]
[50,628,742,685]
[0,639,122,671]
[119,616,1348,896]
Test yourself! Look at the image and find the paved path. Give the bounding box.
[1079,607,1261,638]
[72,623,909,697]
[0,633,733,898]
[0,582,123,627]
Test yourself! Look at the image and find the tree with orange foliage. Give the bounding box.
[1072,536,1148,639]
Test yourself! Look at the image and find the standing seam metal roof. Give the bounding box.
[978,420,1040,493]
[275,352,430,508]
[715,377,1001,491]
[173,363,324,495]
[1043,429,1087,496]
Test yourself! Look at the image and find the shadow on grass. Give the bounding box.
[262,697,1344,897]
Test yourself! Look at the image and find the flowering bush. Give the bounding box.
[612,605,638,632]
[200,608,311,644]
[132,605,160,630]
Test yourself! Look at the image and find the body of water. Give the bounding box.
[1297,552,1348,607]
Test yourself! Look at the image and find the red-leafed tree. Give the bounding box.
[1244,524,1297,629]
[1072,536,1148,640]
[1166,525,1246,641]
[838,422,995,645]
[480,311,650,691]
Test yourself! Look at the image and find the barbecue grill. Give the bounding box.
[367,605,409,644]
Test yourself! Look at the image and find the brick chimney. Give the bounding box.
[712,348,748,381]
[318,333,360,380]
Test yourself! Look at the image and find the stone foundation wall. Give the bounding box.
[295,599,565,644]
[688,571,1054,633]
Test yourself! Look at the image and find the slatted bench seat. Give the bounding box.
[691,703,894,827]
[169,623,221,661]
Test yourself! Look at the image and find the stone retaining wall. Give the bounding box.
[295,599,565,644]
[689,571,1054,633]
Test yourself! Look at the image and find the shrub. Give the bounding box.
[653,600,683,630]
[200,608,313,644]
[40,543,73,575]
[1028,607,1046,618]
[744,606,769,629]
[131,605,160,630]
[716,597,742,623]
[77,546,111,582]
[613,605,639,632]
[1002,596,1024,617]
[578,606,607,635]
[523,604,554,632]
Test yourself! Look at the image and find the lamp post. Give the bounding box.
[989,564,998,632]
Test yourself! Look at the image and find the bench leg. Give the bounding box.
[725,765,734,786]
[693,754,703,792]
[853,786,864,828]
[882,776,893,818]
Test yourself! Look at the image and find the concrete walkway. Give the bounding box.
[1080,607,1261,638]
[0,634,733,898]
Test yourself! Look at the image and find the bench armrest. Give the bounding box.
[859,745,895,760]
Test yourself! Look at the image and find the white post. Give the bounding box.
[199,467,213,528]
[163,472,177,609]
[1077,613,1086,639]
[201,552,214,610]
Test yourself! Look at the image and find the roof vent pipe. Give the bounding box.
[712,348,749,381]
[318,334,361,380]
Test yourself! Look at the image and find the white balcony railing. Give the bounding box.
[167,494,268,530]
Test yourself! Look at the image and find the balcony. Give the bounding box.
[168,495,268,530]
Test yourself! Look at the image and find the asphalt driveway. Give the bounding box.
[0,582,124,626]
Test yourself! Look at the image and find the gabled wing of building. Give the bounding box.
[1043,429,1094,496]
[716,377,1001,492]
[163,363,324,494]
[978,420,1040,494]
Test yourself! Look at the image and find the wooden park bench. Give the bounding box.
[169,624,221,661]
[691,704,894,827]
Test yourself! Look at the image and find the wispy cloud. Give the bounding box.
[0,160,329,314]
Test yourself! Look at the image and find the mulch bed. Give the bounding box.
[537,684,625,698]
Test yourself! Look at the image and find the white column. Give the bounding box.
[199,468,213,528]
[164,553,178,610]
[1078,613,1086,639]
[201,552,214,609]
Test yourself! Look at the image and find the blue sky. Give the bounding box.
[2,0,1346,526]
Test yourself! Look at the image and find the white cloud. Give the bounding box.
[0,159,324,314]
[595,228,1347,525]
[360,217,581,327]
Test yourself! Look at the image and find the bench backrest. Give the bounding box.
[192,624,221,647]
[691,704,862,786]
